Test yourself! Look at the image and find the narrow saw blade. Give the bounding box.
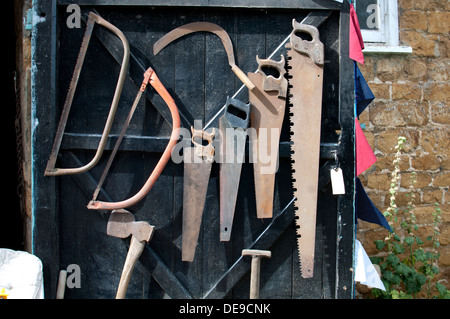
[45,15,95,174]
[248,72,286,219]
[219,118,247,241]
[182,147,213,262]
[219,97,250,241]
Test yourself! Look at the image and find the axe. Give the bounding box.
[107,209,155,299]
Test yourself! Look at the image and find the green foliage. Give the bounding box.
[371,201,449,299]
[367,137,450,299]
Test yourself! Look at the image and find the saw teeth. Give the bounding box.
[286,42,311,278]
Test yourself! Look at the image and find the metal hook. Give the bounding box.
[332,150,339,170]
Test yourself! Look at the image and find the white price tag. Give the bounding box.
[330,167,345,195]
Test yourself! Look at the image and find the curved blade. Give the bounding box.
[154,22,235,66]
[153,22,255,91]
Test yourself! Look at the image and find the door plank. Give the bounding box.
[83,8,192,129]
[59,152,193,298]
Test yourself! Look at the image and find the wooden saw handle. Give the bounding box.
[231,64,256,91]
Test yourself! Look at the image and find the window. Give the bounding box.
[353,0,412,53]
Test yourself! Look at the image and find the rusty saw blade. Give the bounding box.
[248,55,287,219]
[182,128,216,262]
[90,68,153,202]
[153,21,255,91]
[285,20,324,278]
[219,97,250,241]
[87,68,181,210]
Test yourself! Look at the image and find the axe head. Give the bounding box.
[107,209,155,243]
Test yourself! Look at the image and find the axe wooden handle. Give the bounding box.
[231,65,256,91]
[116,236,146,299]
[56,270,67,299]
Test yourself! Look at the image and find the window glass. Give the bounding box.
[355,0,380,31]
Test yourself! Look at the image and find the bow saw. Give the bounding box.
[43,11,180,210]
[87,67,180,210]
[45,12,130,176]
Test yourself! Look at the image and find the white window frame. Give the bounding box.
[359,0,386,43]
[354,0,412,54]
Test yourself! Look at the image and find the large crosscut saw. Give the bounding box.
[285,20,324,278]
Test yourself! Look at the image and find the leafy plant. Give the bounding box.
[368,137,450,299]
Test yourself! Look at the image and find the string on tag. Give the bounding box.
[330,151,345,195]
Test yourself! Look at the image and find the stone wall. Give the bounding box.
[356,0,450,294]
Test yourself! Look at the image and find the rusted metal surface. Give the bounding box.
[45,12,130,176]
[91,68,153,202]
[248,55,287,219]
[182,128,215,262]
[219,97,250,241]
[87,68,181,210]
[153,21,255,91]
[286,20,324,278]
[107,209,154,243]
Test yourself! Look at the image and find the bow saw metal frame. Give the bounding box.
[87,67,181,210]
[45,11,181,211]
[44,11,130,176]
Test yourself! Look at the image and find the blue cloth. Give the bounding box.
[355,177,392,231]
[354,63,375,116]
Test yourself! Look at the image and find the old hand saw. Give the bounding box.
[286,20,324,278]
[182,128,216,262]
[248,55,288,219]
[219,97,250,241]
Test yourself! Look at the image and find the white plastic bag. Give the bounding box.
[0,249,44,299]
[354,240,385,291]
